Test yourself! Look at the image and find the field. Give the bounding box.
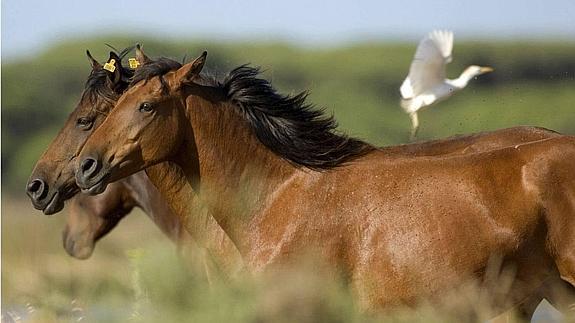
[3,197,566,322]
[3,196,569,322]
[3,37,575,322]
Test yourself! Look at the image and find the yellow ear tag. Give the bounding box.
[103,59,116,72]
[128,58,140,69]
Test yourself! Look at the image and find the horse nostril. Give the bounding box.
[27,179,48,200]
[80,158,99,179]
[28,179,42,193]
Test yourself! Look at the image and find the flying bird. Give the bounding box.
[400,30,493,139]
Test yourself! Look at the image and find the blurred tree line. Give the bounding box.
[2,36,575,193]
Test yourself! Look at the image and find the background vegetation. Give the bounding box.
[2,36,574,321]
[3,36,575,193]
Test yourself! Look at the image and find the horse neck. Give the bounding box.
[143,162,210,245]
[182,92,297,253]
[144,160,243,275]
[122,171,184,243]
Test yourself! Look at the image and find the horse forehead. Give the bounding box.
[77,95,112,116]
[75,95,97,114]
[124,79,164,99]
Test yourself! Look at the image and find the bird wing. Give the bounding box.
[400,30,454,99]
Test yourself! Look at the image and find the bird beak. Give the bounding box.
[480,66,494,74]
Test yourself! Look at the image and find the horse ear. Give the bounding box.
[104,51,124,85]
[86,50,101,69]
[176,51,207,85]
[135,44,151,65]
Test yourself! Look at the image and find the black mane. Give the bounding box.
[130,58,374,170]
[84,69,120,104]
[222,66,374,169]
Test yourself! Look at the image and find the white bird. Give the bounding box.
[400,30,493,139]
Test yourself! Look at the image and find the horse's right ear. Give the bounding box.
[86,50,101,69]
[175,51,207,85]
[135,44,151,65]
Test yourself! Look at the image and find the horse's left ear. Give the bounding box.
[175,51,207,85]
[86,50,101,69]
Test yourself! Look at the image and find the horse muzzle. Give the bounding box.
[63,227,95,260]
[75,156,110,195]
[26,177,66,215]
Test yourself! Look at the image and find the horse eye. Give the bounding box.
[76,117,93,130]
[139,102,154,113]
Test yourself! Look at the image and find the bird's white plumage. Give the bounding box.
[400,30,454,102]
[397,30,493,140]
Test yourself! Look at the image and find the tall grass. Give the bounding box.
[2,197,569,322]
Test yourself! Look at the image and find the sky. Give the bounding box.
[2,0,575,58]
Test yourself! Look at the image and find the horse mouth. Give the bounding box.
[43,191,64,215]
[80,175,109,195]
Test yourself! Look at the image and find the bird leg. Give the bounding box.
[409,112,419,141]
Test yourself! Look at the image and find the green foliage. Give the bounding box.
[2,36,575,193]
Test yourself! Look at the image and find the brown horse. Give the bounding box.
[67,128,570,319]
[24,49,242,278]
[75,50,575,316]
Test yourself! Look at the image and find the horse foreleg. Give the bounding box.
[516,293,543,323]
[491,298,540,323]
[543,189,575,291]
[535,157,575,318]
